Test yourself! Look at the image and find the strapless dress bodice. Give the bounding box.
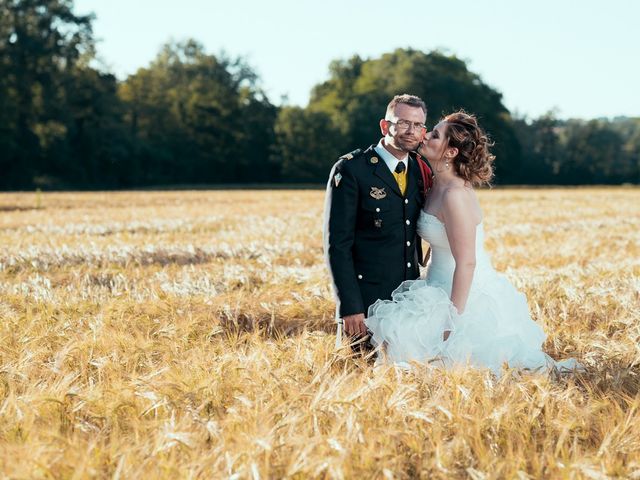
[417,211,493,295]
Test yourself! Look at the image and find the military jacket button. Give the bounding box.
[375,207,380,212]
[407,262,412,268]
[357,274,363,280]
[406,241,411,246]
[405,220,410,225]
[404,199,409,204]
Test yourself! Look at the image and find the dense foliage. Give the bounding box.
[1,0,638,188]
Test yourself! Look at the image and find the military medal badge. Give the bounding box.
[369,186,386,200]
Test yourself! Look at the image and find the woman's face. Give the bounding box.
[419,122,448,162]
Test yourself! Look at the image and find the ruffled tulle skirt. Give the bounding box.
[364,273,579,376]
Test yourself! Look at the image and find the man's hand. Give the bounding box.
[343,313,367,337]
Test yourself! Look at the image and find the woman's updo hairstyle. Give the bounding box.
[442,111,495,186]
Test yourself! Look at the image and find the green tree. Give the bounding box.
[64,66,130,186]
[119,40,276,185]
[624,127,640,184]
[513,112,563,184]
[610,117,640,183]
[306,49,520,183]
[0,0,95,188]
[272,107,345,181]
[562,120,625,184]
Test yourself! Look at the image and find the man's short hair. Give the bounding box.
[386,94,427,118]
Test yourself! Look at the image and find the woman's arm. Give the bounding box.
[442,188,477,314]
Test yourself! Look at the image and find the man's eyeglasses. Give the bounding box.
[387,119,427,132]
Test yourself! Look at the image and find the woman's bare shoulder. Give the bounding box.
[442,186,481,223]
[442,185,475,205]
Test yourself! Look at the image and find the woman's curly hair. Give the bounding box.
[442,111,495,186]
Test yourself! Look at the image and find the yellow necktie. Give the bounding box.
[393,163,407,195]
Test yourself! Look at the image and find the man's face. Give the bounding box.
[380,104,427,153]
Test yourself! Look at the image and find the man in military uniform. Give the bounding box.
[323,94,431,347]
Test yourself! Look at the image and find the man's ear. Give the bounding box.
[380,119,389,136]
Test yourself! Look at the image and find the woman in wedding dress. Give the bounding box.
[364,111,578,375]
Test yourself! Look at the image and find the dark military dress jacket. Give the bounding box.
[324,144,426,318]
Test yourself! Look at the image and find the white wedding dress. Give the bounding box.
[365,211,578,375]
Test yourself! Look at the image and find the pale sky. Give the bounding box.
[75,0,640,120]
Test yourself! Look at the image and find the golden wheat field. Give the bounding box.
[0,188,639,479]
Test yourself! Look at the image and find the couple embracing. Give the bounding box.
[324,94,577,374]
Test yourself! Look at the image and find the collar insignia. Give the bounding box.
[333,172,342,187]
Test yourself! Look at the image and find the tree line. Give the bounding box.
[1,0,638,189]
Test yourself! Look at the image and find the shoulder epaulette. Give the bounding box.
[338,148,363,161]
